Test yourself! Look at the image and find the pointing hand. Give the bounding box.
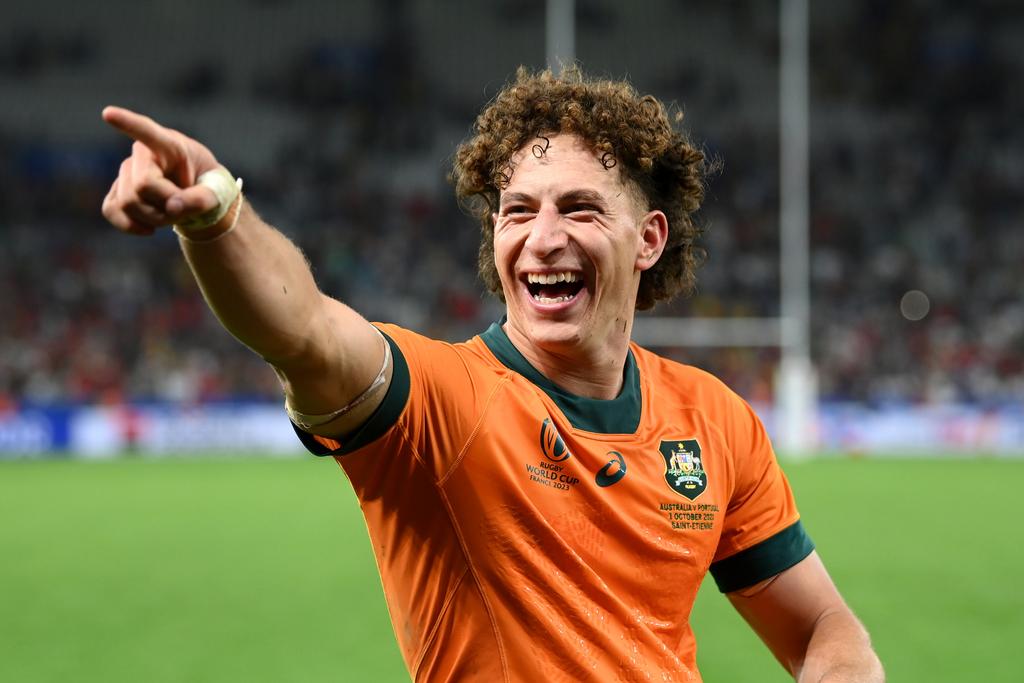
[100,107,224,235]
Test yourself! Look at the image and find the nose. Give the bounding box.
[523,205,568,257]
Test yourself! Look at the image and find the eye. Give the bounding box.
[565,204,600,215]
[502,205,534,216]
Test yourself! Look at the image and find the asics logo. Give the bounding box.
[595,450,627,487]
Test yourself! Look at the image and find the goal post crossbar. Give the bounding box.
[633,315,817,458]
[632,317,785,348]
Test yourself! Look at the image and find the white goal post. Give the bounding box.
[547,0,817,456]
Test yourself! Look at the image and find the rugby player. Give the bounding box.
[101,67,883,682]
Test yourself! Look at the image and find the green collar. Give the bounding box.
[479,321,641,434]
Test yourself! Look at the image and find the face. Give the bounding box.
[492,134,667,359]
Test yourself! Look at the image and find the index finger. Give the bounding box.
[102,106,178,159]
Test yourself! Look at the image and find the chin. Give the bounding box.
[506,298,594,353]
[523,317,585,348]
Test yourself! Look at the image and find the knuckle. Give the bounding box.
[140,176,168,196]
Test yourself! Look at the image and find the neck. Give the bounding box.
[502,318,633,400]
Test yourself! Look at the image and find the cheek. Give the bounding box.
[491,235,508,273]
[492,230,519,275]
[490,241,516,295]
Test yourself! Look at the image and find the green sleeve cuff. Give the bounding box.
[290,329,411,456]
[709,520,815,593]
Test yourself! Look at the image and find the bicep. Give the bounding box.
[726,551,848,676]
[273,294,392,438]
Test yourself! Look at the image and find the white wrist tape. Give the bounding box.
[174,167,244,231]
[173,192,244,243]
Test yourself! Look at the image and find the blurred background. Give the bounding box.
[2,0,1023,455]
[1,0,1022,681]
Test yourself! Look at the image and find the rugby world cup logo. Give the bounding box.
[659,439,707,500]
[539,418,572,462]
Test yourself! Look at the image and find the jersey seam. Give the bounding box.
[383,405,509,678]
[437,374,513,487]
[410,340,512,678]
[433,378,513,682]
[394,415,431,474]
[435,485,510,683]
[410,565,469,679]
[389,363,432,474]
[364,419,494,678]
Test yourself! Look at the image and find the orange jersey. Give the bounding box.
[295,323,813,682]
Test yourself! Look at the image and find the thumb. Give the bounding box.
[166,184,219,218]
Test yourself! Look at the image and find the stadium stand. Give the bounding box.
[1,0,1021,409]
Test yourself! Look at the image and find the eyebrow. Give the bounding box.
[499,189,607,208]
[498,192,533,208]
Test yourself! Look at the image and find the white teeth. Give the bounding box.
[533,295,571,304]
[527,271,579,284]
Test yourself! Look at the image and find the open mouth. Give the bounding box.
[524,271,585,305]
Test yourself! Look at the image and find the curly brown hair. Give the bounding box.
[451,66,710,310]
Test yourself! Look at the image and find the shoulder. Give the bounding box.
[631,343,743,406]
[376,323,493,362]
[375,322,514,390]
[631,343,765,444]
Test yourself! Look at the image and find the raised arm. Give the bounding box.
[100,106,389,437]
[726,551,884,682]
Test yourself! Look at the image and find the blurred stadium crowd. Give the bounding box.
[1,0,1021,408]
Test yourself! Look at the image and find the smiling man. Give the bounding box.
[492,133,664,399]
[101,68,883,682]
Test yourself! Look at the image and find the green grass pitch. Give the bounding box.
[2,455,1022,681]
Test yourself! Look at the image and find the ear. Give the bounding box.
[636,210,668,272]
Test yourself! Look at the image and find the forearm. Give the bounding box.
[178,199,324,365]
[101,107,388,415]
[728,555,883,683]
[796,609,884,683]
